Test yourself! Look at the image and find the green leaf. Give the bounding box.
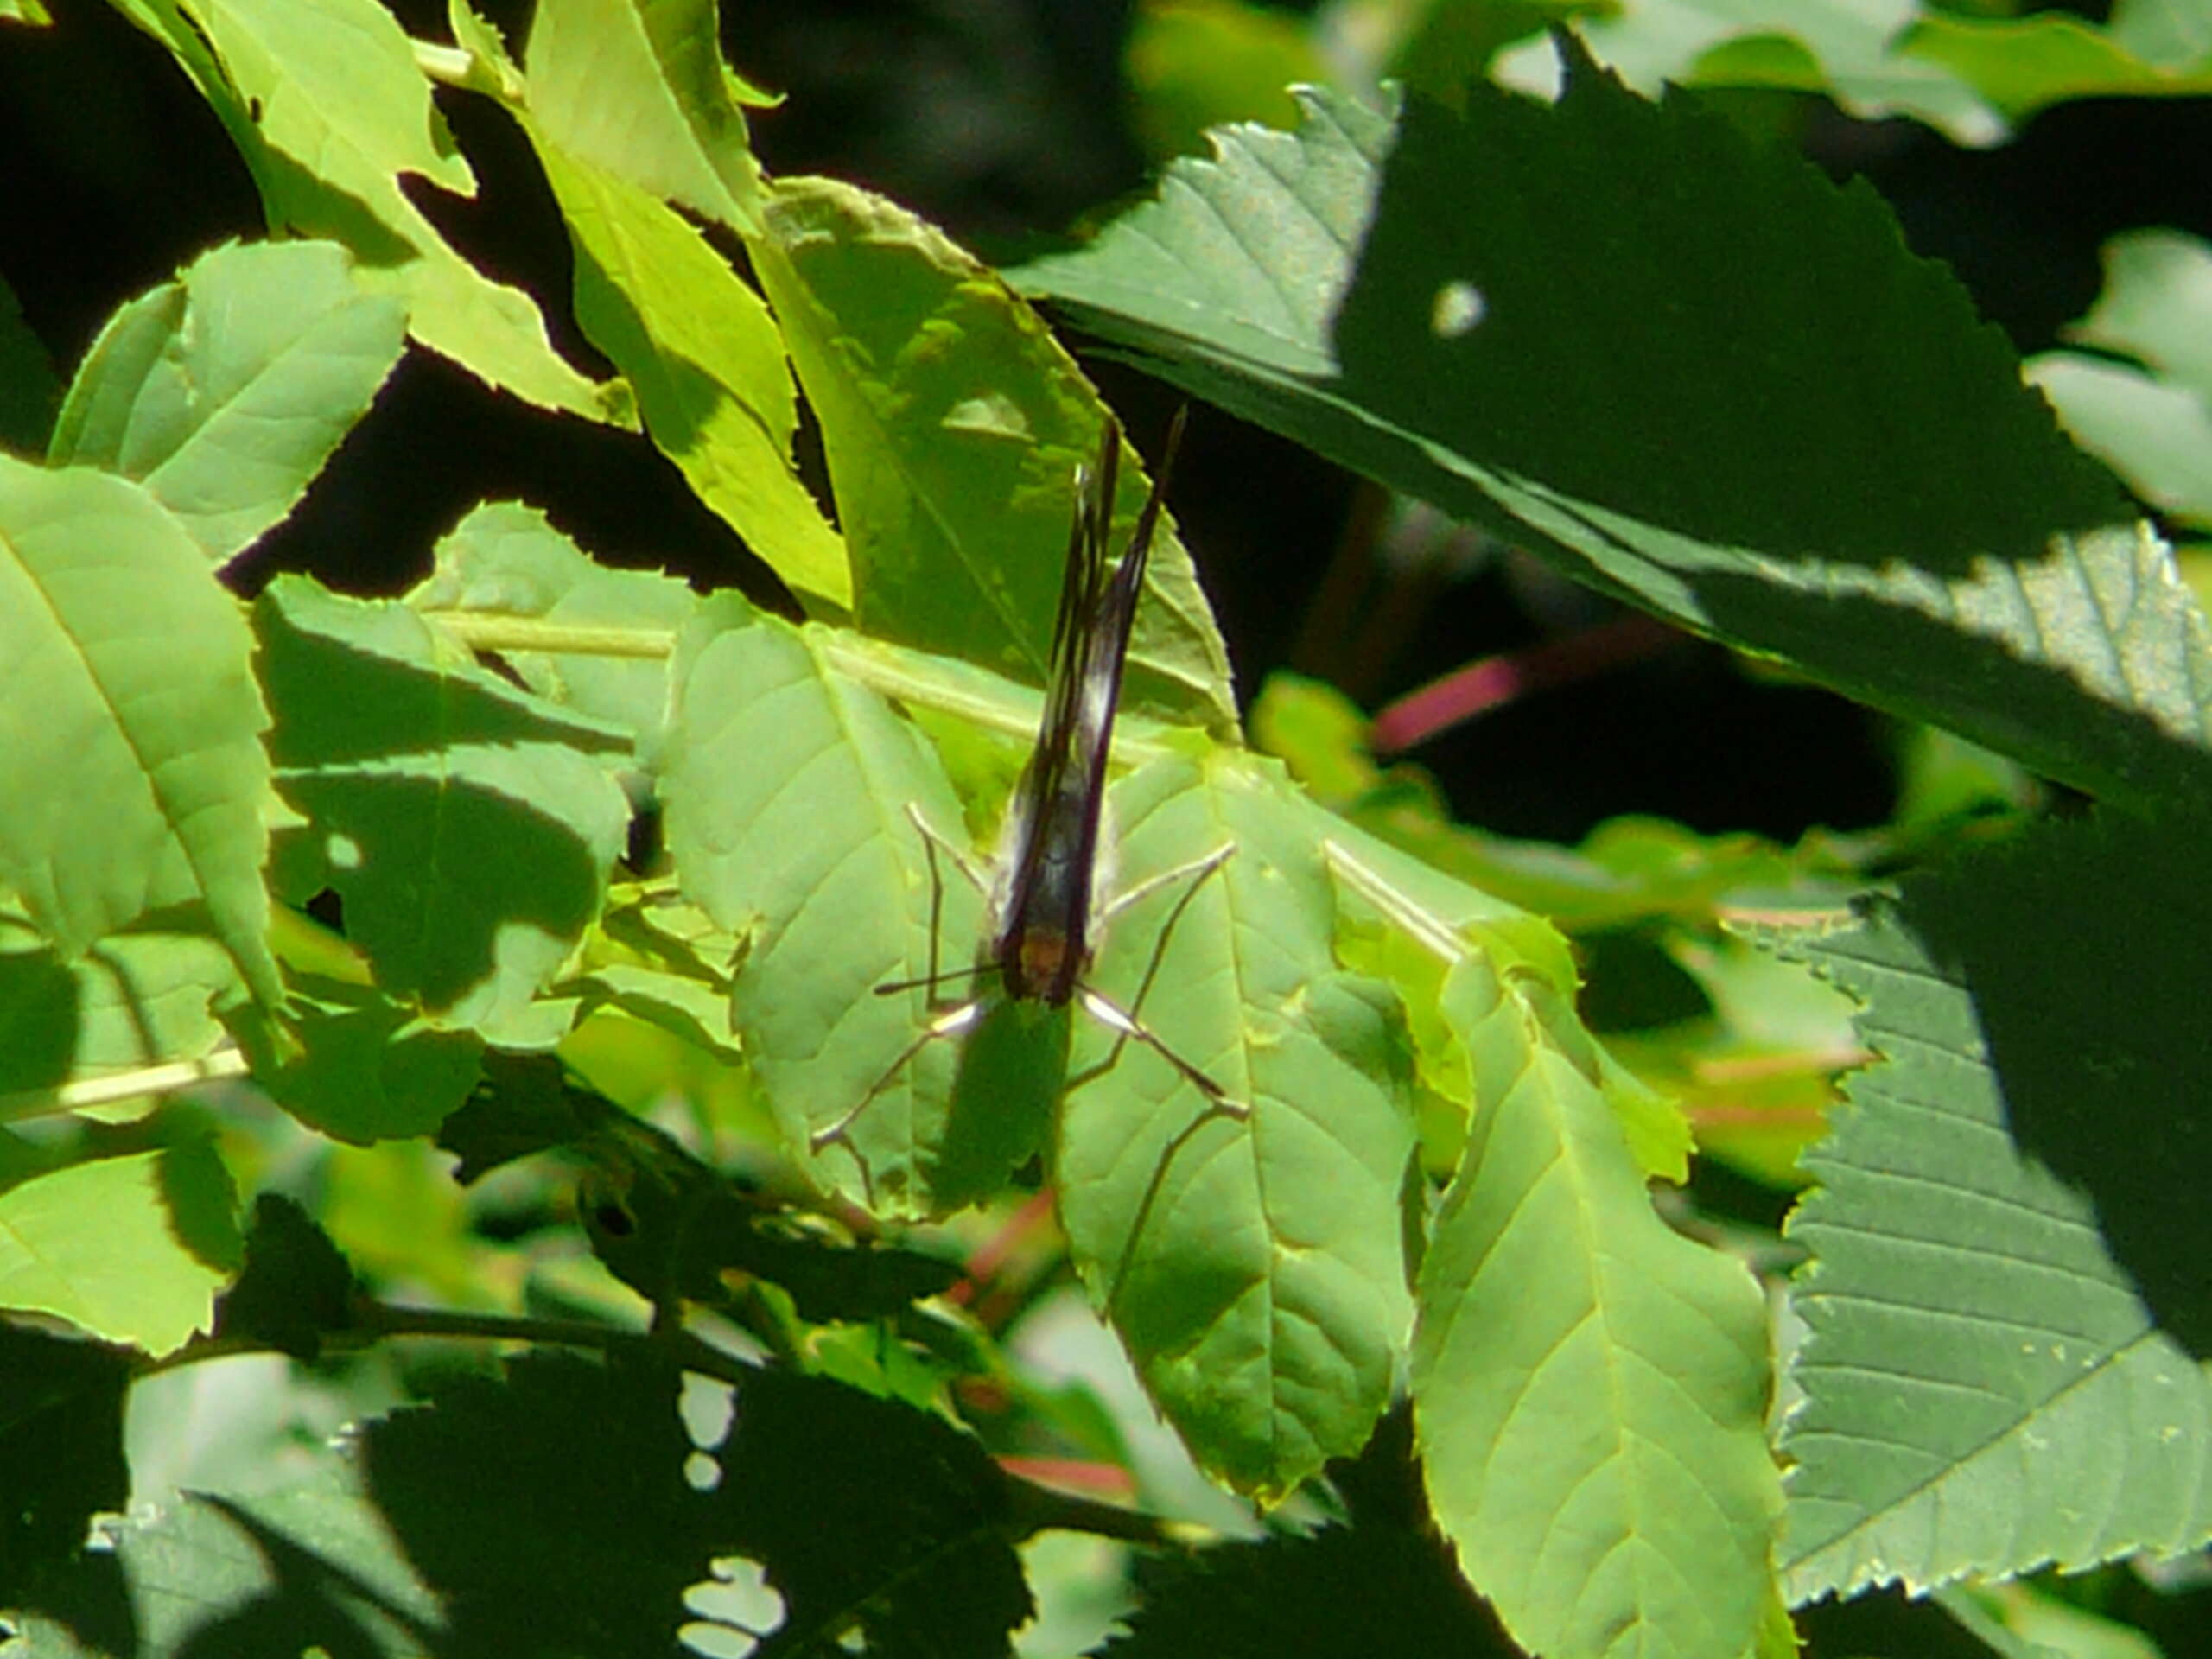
[0,924,242,1110]
[749,175,1236,728]
[522,0,766,232]
[406,500,693,742]
[0,1141,241,1355]
[361,1351,1012,1655]
[709,1367,1029,1656]
[1773,847,2212,1604]
[1014,67,2212,814]
[1058,753,1418,1499]
[1900,10,2212,127]
[111,0,612,419]
[582,1139,964,1326]
[2030,228,2212,530]
[1410,960,1779,1659]
[0,459,282,1006]
[0,1324,131,1598]
[1478,3,2018,148]
[530,139,849,606]
[243,976,485,1144]
[2068,228,2212,395]
[364,1351,706,1650]
[1311,822,1777,1657]
[46,240,406,567]
[2026,354,2212,529]
[256,575,632,1034]
[659,594,977,1216]
[93,1461,442,1658]
[213,1192,362,1362]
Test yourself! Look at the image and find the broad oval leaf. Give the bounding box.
[1058,751,1418,1499]
[0,458,281,1005]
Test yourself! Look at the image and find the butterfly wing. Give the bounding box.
[994,411,1184,1003]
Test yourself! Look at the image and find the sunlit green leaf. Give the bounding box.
[0,460,281,1006]
[0,1141,240,1355]
[407,500,694,743]
[1059,753,1418,1498]
[110,0,612,418]
[524,0,766,232]
[47,240,406,567]
[750,175,1236,728]
[660,594,975,1216]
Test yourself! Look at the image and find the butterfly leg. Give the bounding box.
[809,996,988,1160]
[810,807,990,1175]
[1071,842,1246,1115]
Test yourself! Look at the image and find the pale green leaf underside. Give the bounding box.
[2030,355,2212,529]
[1013,73,2212,812]
[1775,891,2212,1604]
[47,239,406,567]
[0,460,281,1006]
[0,1143,238,1356]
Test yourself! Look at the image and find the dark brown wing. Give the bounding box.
[993,410,1185,1004]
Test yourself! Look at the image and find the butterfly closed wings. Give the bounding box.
[812,409,1241,1192]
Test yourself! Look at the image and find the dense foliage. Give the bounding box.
[3,3,2209,1657]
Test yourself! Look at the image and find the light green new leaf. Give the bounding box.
[529,142,849,606]
[111,0,611,419]
[523,0,767,233]
[1014,66,2212,814]
[0,1141,240,1356]
[48,240,406,567]
[1774,823,2212,1604]
[749,176,1236,728]
[0,459,282,1007]
[256,575,632,1036]
[659,594,977,1217]
[1058,753,1417,1499]
[407,500,693,744]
